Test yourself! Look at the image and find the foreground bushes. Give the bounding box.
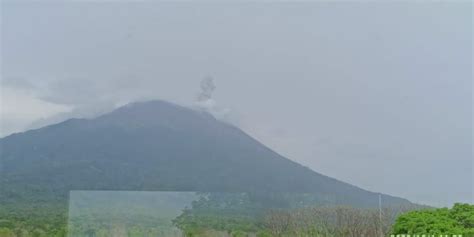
[392,203,474,236]
[1,204,472,237]
[260,205,415,237]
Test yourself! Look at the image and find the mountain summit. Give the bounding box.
[0,100,411,207]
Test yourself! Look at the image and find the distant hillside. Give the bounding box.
[0,100,411,207]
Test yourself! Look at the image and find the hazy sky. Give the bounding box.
[1,1,472,206]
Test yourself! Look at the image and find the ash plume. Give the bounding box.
[194,76,231,122]
[197,76,216,102]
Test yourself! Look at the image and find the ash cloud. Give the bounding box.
[194,77,231,122]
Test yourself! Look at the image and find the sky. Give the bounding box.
[1,1,472,207]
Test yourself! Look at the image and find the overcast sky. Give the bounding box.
[1,1,472,206]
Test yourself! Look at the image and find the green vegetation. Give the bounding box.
[172,197,474,237]
[1,197,472,237]
[392,203,474,236]
[173,193,265,236]
[0,205,67,237]
[172,193,422,237]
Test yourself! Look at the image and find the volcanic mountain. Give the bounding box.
[0,100,411,207]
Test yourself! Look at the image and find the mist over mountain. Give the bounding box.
[0,100,411,207]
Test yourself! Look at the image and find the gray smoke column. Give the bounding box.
[194,76,231,122]
[197,76,216,102]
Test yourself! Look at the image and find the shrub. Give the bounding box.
[392,203,474,236]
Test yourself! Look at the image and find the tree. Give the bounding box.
[391,203,474,236]
[0,228,14,237]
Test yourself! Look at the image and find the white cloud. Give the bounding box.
[0,87,71,136]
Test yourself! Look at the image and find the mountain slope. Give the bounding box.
[0,100,411,207]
